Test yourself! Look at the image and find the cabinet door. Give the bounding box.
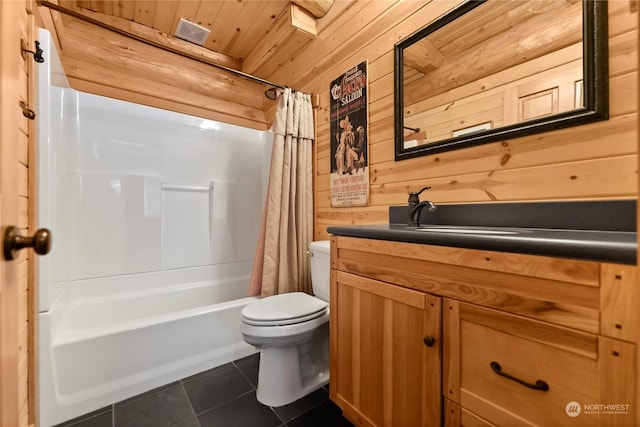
[330,270,441,427]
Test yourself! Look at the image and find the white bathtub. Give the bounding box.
[36,29,271,426]
[39,265,259,427]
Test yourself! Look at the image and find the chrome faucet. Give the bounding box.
[408,186,437,227]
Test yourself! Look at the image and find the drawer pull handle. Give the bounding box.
[490,361,549,392]
[423,336,436,347]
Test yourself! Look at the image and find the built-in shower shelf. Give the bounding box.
[161,183,211,192]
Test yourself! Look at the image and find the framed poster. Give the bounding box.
[329,61,369,207]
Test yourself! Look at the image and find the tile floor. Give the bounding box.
[54,353,353,427]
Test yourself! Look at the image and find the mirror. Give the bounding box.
[394,0,608,160]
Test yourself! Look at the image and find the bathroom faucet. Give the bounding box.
[408,186,437,227]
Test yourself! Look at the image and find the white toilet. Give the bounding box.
[240,240,330,407]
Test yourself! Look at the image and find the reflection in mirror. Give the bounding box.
[394,0,608,160]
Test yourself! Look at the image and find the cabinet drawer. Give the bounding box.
[444,300,636,427]
[332,236,602,333]
[445,399,496,427]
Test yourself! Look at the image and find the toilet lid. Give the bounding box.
[241,292,328,326]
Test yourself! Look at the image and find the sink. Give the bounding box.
[390,201,636,233]
[408,226,519,235]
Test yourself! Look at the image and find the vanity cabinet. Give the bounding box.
[330,235,638,427]
[329,243,442,426]
[444,300,634,426]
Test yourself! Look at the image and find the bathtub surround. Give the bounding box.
[249,88,314,297]
[37,30,272,426]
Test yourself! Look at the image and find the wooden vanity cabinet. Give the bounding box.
[330,246,442,426]
[330,235,638,427]
[444,300,635,427]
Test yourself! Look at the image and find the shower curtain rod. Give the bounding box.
[37,0,294,97]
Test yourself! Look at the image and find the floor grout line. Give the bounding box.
[178,379,202,427]
[232,359,258,391]
[53,353,350,427]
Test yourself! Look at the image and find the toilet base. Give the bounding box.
[255,323,329,407]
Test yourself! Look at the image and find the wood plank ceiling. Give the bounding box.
[55,0,331,76]
[42,0,337,128]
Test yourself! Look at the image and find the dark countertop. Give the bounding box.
[327,224,636,264]
[327,201,638,265]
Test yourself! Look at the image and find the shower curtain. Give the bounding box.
[248,88,314,297]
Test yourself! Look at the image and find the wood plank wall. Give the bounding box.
[274,0,638,240]
[23,4,639,425]
[42,13,273,131]
[34,1,638,240]
[1,1,36,425]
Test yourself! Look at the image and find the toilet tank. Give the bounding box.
[309,240,330,302]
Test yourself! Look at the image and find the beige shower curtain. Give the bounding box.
[248,88,314,297]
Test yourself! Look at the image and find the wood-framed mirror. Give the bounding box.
[394,0,608,161]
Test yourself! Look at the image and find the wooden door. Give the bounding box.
[1,1,35,426]
[330,270,442,427]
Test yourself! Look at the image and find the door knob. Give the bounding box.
[3,226,51,260]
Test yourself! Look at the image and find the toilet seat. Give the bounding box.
[241,292,328,326]
[242,309,326,326]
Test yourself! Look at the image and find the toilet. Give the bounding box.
[240,240,330,407]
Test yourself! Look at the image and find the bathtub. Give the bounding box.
[39,264,259,427]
